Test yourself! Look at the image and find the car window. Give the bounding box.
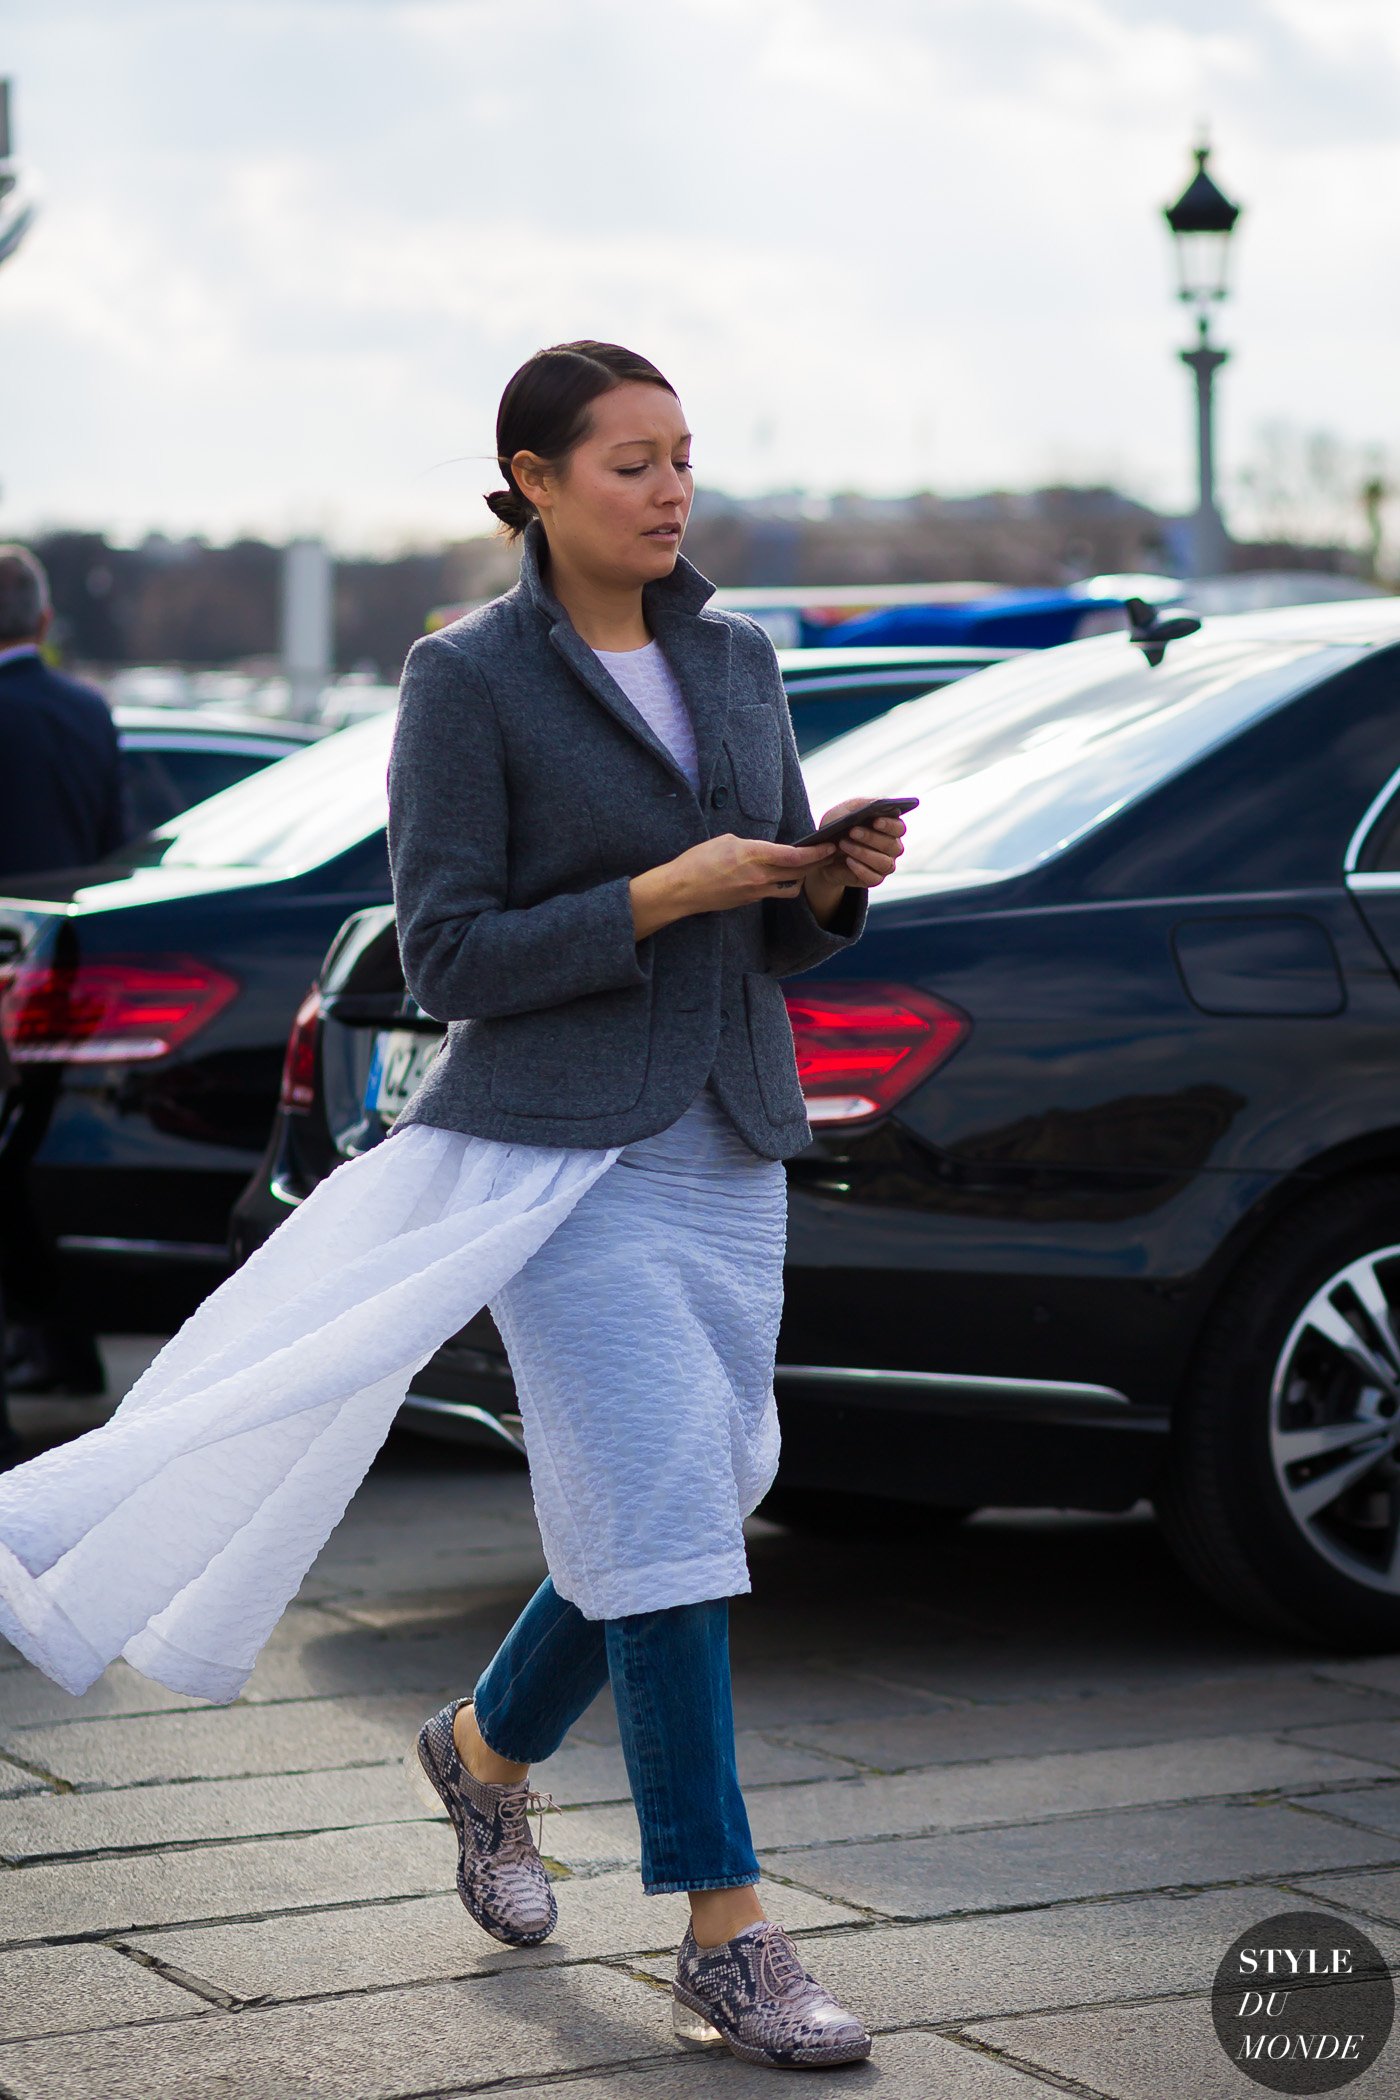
[801,633,1367,890]
[785,680,957,756]
[121,747,282,833]
[120,715,394,875]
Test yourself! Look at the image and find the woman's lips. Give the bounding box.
[644,525,680,538]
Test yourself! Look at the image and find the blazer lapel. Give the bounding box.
[521,520,731,808]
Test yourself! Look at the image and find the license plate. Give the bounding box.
[365,1029,443,1118]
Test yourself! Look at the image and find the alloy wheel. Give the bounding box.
[1269,1245,1400,1597]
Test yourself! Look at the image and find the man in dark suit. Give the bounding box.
[0,545,126,878]
[0,545,130,1462]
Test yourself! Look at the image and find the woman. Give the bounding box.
[0,341,905,2072]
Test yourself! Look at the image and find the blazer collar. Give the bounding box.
[518,518,732,807]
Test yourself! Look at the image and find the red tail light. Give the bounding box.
[279,987,322,1113]
[1,956,239,1064]
[782,980,969,1125]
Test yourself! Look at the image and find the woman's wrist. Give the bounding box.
[802,864,848,926]
[629,862,688,942]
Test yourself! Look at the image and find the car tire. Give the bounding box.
[755,1485,976,1544]
[1155,1175,1400,1650]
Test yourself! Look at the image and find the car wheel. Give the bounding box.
[755,1485,976,1543]
[1156,1176,1400,1649]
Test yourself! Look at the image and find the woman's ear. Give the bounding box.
[511,450,552,512]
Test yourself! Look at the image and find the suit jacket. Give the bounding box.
[387,519,868,1159]
[0,650,127,882]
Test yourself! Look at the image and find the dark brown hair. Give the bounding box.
[486,340,676,539]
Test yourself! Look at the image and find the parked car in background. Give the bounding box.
[775,646,1013,752]
[115,706,324,833]
[0,646,1003,1327]
[235,597,1400,1648]
[0,721,392,1329]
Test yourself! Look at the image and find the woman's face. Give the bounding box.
[514,381,693,586]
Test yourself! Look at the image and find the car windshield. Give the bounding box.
[801,629,1367,892]
[120,714,394,873]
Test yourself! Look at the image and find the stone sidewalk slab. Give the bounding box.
[0,1963,669,2100]
[766,1797,1400,1919]
[0,1764,426,1862]
[1290,1781,1400,1839]
[2,1694,433,1788]
[126,1873,860,2000]
[1287,1720,1400,1772]
[964,1992,1400,2099]
[0,1661,206,1731]
[774,1673,1400,1773]
[738,1734,1393,1851]
[0,1821,451,1944]
[0,1945,205,2043]
[540,2030,1051,2098]
[1319,1656,1400,1698]
[1288,1866,1400,1927]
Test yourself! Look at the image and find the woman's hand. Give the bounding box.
[629,833,840,940]
[802,800,906,921]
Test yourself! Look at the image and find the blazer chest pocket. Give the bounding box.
[723,705,783,823]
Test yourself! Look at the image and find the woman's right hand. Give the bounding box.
[629,834,840,940]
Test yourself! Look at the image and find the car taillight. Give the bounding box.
[1,956,240,1064]
[783,980,969,1125]
[279,987,322,1113]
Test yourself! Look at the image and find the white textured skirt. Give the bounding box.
[0,1081,786,1704]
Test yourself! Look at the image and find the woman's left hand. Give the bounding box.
[804,800,907,895]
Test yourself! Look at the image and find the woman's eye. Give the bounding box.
[618,465,647,476]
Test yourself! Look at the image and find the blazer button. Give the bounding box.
[711,785,729,808]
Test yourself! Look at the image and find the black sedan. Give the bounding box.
[0,650,991,1332]
[233,596,1400,1647]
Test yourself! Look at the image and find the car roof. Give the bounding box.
[113,705,323,742]
[1160,594,1400,648]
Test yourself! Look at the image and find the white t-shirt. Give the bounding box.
[592,639,700,794]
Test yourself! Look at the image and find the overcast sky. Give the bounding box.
[4,0,1398,552]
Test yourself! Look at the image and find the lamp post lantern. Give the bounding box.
[1163,141,1241,579]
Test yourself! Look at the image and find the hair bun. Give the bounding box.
[485,485,534,537]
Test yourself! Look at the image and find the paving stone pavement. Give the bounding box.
[2,1339,1400,2096]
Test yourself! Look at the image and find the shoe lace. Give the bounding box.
[751,1923,822,2009]
[494,1784,558,1861]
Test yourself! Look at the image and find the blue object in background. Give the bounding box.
[806,591,1123,650]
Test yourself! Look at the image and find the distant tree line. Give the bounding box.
[29,483,1375,681]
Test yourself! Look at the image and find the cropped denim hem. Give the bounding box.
[472,1575,760,1892]
[644,1873,761,1896]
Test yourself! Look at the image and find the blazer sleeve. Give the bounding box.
[388,632,650,1022]
[759,638,869,978]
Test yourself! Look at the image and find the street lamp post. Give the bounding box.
[1163,142,1241,579]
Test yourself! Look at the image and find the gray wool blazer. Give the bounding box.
[386,518,869,1160]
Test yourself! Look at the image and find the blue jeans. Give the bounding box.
[472,1575,761,1896]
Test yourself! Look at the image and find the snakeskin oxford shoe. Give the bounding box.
[404,1697,558,1946]
[672,1918,873,2067]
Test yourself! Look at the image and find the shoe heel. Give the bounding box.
[402,1739,446,1816]
[672,1992,723,2048]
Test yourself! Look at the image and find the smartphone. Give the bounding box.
[792,795,919,849]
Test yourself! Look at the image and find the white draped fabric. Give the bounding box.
[0,1126,619,1702]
